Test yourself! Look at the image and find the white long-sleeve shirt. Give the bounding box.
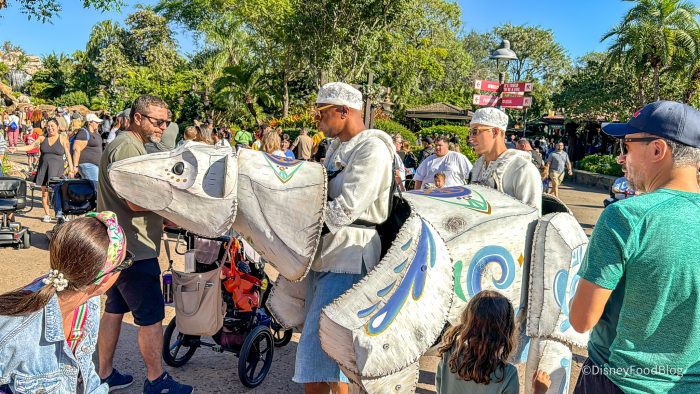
[313,129,394,274]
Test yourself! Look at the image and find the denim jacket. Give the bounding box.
[0,294,107,394]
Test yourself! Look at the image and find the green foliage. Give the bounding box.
[603,0,700,102]
[418,125,478,162]
[1,154,10,175]
[374,119,416,145]
[0,62,8,84]
[552,52,638,121]
[53,91,90,107]
[578,154,623,176]
[4,0,124,22]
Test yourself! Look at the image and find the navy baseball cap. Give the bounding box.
[602,101,700,148]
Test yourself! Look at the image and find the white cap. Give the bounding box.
[470,107,508,131]
[85,113,103,123]
[316,82,363,110]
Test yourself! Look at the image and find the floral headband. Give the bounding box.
[86,211,127,285]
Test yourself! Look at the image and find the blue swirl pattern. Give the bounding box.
[363,220,437,336]
[465,246,516,297]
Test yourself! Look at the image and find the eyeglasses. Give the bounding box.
[313,104,336,119]
[468,127,492,138]
[618,137,659,155]
[138,113,171,128]
[93,250,135,283]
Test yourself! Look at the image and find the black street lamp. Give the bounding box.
[490,40,523,133]
[490,40,518,85]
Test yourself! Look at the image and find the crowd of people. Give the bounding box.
[0,87,699,394]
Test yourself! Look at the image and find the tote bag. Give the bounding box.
[173,267,225,336]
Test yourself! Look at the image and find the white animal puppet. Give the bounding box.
[109,148,589,394]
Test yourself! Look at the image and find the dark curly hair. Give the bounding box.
[437,290,517,384]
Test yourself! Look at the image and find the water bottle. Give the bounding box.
[162,271,173,304]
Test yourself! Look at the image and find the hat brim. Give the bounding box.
[601,122,643,138]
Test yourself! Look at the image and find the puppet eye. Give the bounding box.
[172,162,185,175]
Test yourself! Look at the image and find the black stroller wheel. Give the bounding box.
[162,317,199,367]
[238,325,274,388]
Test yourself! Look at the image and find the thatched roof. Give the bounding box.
[406,102,471,120]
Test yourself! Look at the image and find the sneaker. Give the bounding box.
[101,369,134,392]
[42,215,51,223]
[143,372,193,394]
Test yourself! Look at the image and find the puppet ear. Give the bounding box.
[232,149,326,281]
[526,212,589,348]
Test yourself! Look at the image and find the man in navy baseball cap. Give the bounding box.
[570,101,700,393]
[602,100,700,149]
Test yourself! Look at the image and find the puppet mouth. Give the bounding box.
[108,169,173,211]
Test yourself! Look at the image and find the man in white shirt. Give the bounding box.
[468,107,542,214]
[293,82,394,394]
[413,136,472,189]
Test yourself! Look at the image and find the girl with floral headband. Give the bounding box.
[0,211,131,394]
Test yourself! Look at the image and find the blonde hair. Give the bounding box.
[70,118,83,131]
[262,131,281,154]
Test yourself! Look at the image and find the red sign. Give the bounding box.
[502,82,533,94]
[472,94,500,107]
[500,96,533,109]
[472,95,532,109]
[474,79,501,93]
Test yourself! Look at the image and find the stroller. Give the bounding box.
[48,177,97,223]
[45,178,97,241]
[0,177,32,249]
[161,227,292,388]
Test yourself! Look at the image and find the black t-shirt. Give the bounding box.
[75,128,103,165]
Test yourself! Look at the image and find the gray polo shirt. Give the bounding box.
[547,150,570,173]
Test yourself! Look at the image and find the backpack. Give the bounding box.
[69,128,90,155]
[315,138,330,161]
[403,152,417,170]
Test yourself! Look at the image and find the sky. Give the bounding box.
[0,0,679,60]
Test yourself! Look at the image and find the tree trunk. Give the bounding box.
[653,63,660,101]
[282,72,289,118]
[246,97,259,125]
[637,76,645,107]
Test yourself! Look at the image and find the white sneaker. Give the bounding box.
[42,215,51,223]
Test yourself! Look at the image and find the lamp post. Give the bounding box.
[489,40,518,110]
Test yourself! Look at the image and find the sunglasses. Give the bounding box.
[313,104,336,119]
[93,250,135,283]
[618,137,659,155]
[468,127,493,138]
[139,113,171,128]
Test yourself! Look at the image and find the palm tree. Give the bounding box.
[214,62,276,124]
[602,0,700,101]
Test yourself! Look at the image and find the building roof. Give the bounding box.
[406,102,471,120]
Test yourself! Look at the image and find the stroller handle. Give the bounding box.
[163,226,232,243]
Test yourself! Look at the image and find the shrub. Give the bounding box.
[578,154,623,176]
[53,91,90,107]
[269,112,316,129]
[1,154,10,175]
[419,125,477,162]
[374,119,416,145]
